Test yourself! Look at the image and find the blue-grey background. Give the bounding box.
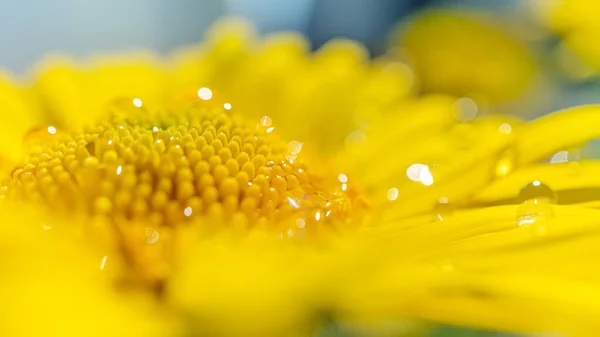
[0,0,430,73]
[2,0,595,118]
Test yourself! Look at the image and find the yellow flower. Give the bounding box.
[1,19,600,337]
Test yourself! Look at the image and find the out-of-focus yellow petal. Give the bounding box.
[514,105,600,166]
[168,237,348,337]
[0,202,180,337]
[0,73,40,167]
[475,161,600,205]
[169,17,256,98]
[394,10,536,103]
[31,52,167,131]
[536,0,600,73]
[339,95,519,217]
[347,203,600,336]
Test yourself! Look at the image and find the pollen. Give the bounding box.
[0,98,361,287]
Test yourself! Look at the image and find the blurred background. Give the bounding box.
[3,0,600,120]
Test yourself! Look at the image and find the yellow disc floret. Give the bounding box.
[0,96,363,288]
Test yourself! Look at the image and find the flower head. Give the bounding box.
[1,19,600,337]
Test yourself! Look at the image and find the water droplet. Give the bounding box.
[434,196,454,220]
[495,149,515,177]
[387,187,399,201]
[452,97,478,122]
[338,173,348,183]
[184,207,193,217]
[288,141,303,154]
[345,130,367,149]
[24,125,59,150]
[287,197,300,209]
[296,218,306,228]
[406,163,426,182]
[223,103,232,110]
[516,199,555,235]
[418,166,434,186]
[265,127,275,134]
[517,181,557,235]
[287,228,295,237]
[315,211,321,221]
[198,87,213,100]
[116,165,123,175]
[341,183,348,191]
[550,151,568,164]
[498,123,512,135]
[518,181,557,204]
[260,116,272,127]
[132,98,143,107]
[567,149,582,176]
[100,256,108,270]
[145,227,160,244]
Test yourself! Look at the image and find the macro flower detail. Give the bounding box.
[2,93,367,290]
[3,18,600,337]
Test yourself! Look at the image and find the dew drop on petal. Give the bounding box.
[47,126,57,135]
[517,181,557,235]
[406,163,426,182]
[345,130,367,150]
[498,123,512,135]
[288,141,303,154]
[287,197,300,209]
[495,149,515,177]
[566,149,582,175]
[387,187,399,201]
[145,227,160,244]
[453,97,478,122]
[518,180,557,204]
[550,151,569,164]
[223,103,232,110]
[198,87,213,100]
[516,199,555,236]
[338,173,348,183]
[132,98,143,107]
[184,207,193,217]
[100,256,108,270]
[260,116,272,127]
[418,166,434,186]
[434,196,454,220]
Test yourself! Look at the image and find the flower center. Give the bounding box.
[1,97,363,287]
